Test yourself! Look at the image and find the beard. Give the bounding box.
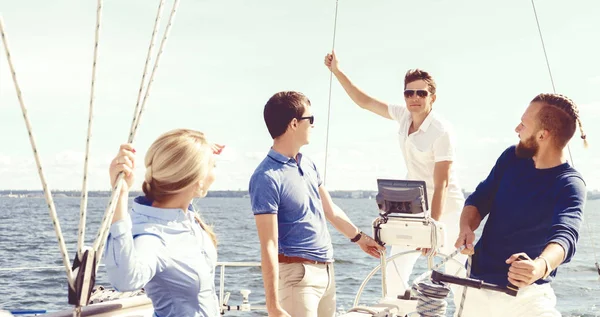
[515,134,539,158]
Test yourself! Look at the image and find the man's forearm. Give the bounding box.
[430,186,448,221]
[460,205,482,231]
[536,242,566,277]
[326,204,359,239]
[260,245,280,311]
[332,69,372,109]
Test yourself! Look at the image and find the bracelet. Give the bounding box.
[350,231,363,243]
[536,255,552,279]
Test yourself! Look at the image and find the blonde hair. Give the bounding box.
[142,128,218,247]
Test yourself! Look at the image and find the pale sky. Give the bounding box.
[0,0,598,192]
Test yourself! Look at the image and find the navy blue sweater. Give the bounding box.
[465,145,586,287]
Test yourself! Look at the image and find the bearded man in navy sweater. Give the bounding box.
[454,93,588,317]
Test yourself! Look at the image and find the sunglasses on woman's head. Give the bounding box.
[211,144,225,155]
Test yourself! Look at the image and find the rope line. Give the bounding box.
[93,0,181,269]
[410,246,466,316]
[77,0,103,261]
[0,16,75,289]
[129,0,166,134]
[456,255,472,316]
[323,0,339,187]
[129,0,180,142]
[414,281,450,316]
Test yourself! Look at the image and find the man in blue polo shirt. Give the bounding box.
[454,93,588,316]
[249,91,385,317]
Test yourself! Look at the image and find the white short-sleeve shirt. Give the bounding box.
[388,104,464,209]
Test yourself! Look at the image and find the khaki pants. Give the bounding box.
[278,262,336,317]
[456,283,560,317]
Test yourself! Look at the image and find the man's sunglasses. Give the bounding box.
[404,89,430,98]
[298,115,315,124]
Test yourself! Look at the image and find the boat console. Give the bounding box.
[340,179,447,317]
[372,179,446,251]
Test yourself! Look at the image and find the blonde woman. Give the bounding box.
[104,129,224,317]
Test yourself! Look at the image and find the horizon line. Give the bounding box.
[3,188,600,193]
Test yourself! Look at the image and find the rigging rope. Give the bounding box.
[409,246,466,316]
[456,256,472,316]
[0,17,75,289]
[413,255,472,317]
[93,0,181,269]
[128,0,179,142]
[413,280,449,317]
[323,0,339,187]
[77,0,103,261]
[530,0,600,277]
[0,0,181,289]
[129,0,166,135]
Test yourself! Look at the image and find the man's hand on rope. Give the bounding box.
[324,50,340,74]
[454,227,476,255]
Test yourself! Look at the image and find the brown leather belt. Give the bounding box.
[278,254,330,265]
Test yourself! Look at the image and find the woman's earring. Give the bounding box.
[199,182,205,196]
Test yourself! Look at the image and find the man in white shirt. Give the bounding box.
[324,51,467,305]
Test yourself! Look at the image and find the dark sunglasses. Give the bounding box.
[298,115,314,124]
[404,89,430,98]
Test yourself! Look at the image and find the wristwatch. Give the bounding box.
[351,231,363,243]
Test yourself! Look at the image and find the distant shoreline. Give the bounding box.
[1,189,599,200]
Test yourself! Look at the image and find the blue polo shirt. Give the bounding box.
[465,145,586,287]
[249,148,333,263]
